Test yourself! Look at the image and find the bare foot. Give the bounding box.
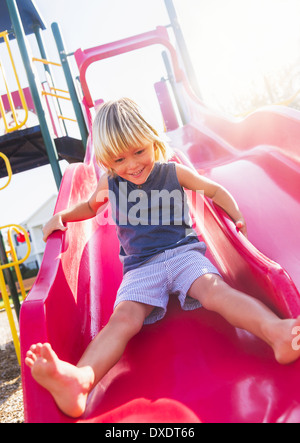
[25,343,95,418]
[270,316,300,365]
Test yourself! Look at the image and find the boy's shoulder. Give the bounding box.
[158,160,176,171]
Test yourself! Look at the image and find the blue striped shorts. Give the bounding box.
[114,242,221,325]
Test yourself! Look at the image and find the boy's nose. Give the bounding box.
[127,158,138,172]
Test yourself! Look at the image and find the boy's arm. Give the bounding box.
[176,164,248,237]
[43,174,109,242]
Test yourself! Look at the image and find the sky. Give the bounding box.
[1,0,300,226]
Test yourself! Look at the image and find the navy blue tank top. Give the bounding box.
[108,162,199,274]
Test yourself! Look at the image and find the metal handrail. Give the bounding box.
[0,225,31,270]
[6,226,31,301]
[0,155,31,364]
[0,152,12,191]
[0,31,29,133]
[0,225,31,365]
[33,56,76,122]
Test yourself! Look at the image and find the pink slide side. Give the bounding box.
[20,29,300,423]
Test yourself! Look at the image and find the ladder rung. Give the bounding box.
[32,57,62,67]
[58,115,77,123]
[42,91,71,101]
[50,87,70,95]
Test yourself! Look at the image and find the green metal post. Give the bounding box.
[5,0,62,190]
[164,0,202,99]
[33,24,68,136]
[51,22,88,148]
[0,232,20,321]
[162,50,188,125]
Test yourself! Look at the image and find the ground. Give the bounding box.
[0,310,24,423]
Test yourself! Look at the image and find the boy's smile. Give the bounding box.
[129,166,145,178]
[109,140,156,185]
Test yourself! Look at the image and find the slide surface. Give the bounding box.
[20,50,300,424]
[21,103,300,423]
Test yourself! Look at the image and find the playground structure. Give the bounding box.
[1,0,300,424]
[0,0,87,184]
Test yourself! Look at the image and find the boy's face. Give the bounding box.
[108,140,156,185]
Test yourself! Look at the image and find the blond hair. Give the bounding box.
[93,98,172,173]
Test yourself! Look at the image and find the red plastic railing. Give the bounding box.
[75,26,184,108]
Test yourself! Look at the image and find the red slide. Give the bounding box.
[21,28,300,423]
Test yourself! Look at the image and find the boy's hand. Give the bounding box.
[43,214,68,243]
[236,219,248,239]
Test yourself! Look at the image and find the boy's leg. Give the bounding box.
[25,301,153,418]
[188,274,300,365]
[77,301,154,383]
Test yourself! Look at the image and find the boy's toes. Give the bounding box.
[26,343,57,369]
[25,355,35,368]
[40,343,56,362]
[30,343,43,357]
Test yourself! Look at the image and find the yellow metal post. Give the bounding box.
[41,90,71,101]
[0,269,20,364]
[0,225,31,365]
[32,57,62,67]
[7,226,31,301]
[0,152,12,190]
[0,31,29,132]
